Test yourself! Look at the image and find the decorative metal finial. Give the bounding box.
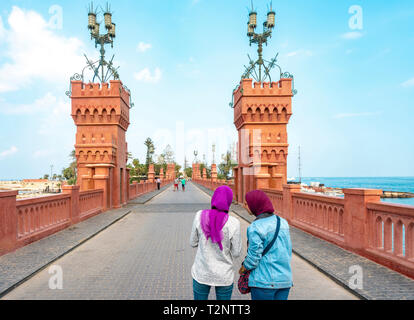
[230,2,297,108]
[86,1,119,84]
[66,2,120,97]
[243,1,278,83]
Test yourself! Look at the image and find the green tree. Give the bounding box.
[127,158,146,183]
[218,150,237,180]
[175,164,182,177]
[144,138,155,172]
[61,150,77,185]
[184,167,193,178]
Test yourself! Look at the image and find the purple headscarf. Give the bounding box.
[245,190,275,217]
[200,186,234,251]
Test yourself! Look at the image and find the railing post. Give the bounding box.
[343,188,382,252]
[62,185,80,225]
[283,184,301,223]
[0,190,18,255]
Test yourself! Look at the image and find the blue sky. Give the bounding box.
[0,0,413,179]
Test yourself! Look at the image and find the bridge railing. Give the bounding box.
[79,189,104,220]
[192,179,414,279]
[365,201,414,277]
[0,178,173,256]
[15,193,72,246]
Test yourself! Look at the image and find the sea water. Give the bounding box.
[299,177,414,206]
[298,177,413,254]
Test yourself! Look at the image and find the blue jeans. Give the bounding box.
[193,279,234,300]
[251,287,290,300]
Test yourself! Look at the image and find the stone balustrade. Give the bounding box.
[0,178,173,256]
[193,178,414,279]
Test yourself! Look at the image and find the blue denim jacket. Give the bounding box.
[243,215,293,289]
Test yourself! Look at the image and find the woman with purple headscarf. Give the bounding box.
[190,186,242,300]
[239,190,293,300]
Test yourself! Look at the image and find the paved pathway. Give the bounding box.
[2,183,357,300]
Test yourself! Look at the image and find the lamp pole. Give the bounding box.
[87,2,117,83]
[243,2,277,83]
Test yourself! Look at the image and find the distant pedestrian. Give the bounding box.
[238,190,293,300]
[190,186,241,300]
[174,178,179,191]
[156,177,161,190]
[181,177,186,191]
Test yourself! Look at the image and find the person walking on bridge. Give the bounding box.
[190,186,241,300]
[238,190,293,300]
[181,177,186,192]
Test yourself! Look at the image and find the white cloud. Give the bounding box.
[286,49,313,58]
[137,42,152,52]
[33,149,54,159]
[134,67,162,83]
[333,112,382,119]
[0,16,5,39]
[0,6,85,93]
[0,92,63,115]
[0,146,18,159]
[401,78,414,88]
[341,31,364,40]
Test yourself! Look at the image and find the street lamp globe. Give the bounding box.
[104,12,112,29]
[248,11,257,28]
[267,10,276,29]
[88,12,96,30]
[109,23,116,38]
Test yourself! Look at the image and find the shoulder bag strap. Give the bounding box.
[262,216,281,257]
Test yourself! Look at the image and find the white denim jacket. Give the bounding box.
[190,210,242,286]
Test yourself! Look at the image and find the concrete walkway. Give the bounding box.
[2,182,357,300]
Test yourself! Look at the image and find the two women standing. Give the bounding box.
[190,187,293,300]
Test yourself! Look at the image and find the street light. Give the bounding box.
[86,2,119,83]
[244,1,276,82]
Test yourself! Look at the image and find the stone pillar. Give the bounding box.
[90,164,112,210]
[148,164,155,182]
[126,168,130,201]
[343,189,382,252]
[211,164,217,182]
[254,164,271,190]
[203,167,207,180]
[62,185,80,224]
[70,80,131,210]
[282,184,301,222]
[233,78,294,193]
[0,191,18,255]
[160,167,164,179]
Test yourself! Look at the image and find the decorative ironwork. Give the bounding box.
[66,2,119,97]
[86,2,118,84]
[230,1,297,107]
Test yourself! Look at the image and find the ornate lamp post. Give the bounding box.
[230,2,297,108]
[245,4,276,82]
[87,2,119,83]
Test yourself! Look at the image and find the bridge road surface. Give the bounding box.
[3,182,358,300]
